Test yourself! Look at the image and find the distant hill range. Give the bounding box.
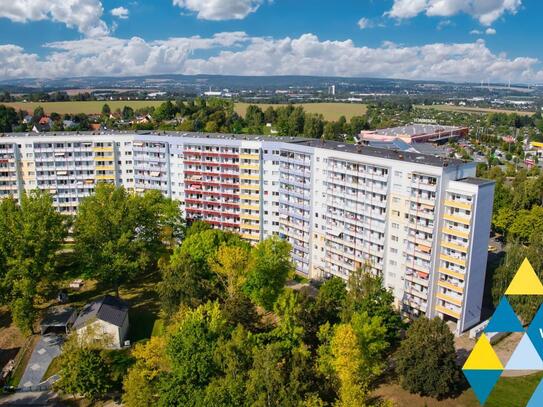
[0,74,538,96]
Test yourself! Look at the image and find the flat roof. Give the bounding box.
[457,177,495,186]
[296,139,466,168]
[0,130,308,143]
[0,130,467,168]
[368,124,467,138]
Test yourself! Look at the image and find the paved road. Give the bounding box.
[19,334,63,388]
[0,391,59,406]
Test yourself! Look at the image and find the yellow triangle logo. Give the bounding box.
[505,258,543,295]
[463,334,503,370]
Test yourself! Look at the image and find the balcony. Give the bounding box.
[443,213,471,226]
[435,304,461,319]
[442,226,470,239]
[441,240,468,253]
[440,253,466,268]
[439,267,465,280]
[438,279,464,293]
[444,199,472,211]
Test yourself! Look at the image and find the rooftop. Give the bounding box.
[365,123,467,138]
[73,295,129,329]
[1,130,467,168]
[457,177,496,186]
[296,139,466,168]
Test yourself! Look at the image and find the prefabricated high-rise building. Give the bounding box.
[0,130,494,334]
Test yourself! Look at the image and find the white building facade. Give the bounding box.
[0,131,494,333]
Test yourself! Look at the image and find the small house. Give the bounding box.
[72,295,129,349]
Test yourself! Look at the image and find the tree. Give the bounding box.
[395,317,461,399]
[153,101,177,122]
[33,106,45,121]
[315,277,347,326]
[245,105,265,133]
[244,236,294,310]
[55,336,113,401]
[0,105,19,132]
[159,302,228,406]
[123,336,168,407]
[246,341,315,407]
[102,103,111,117]
[303,114,325,138]
[157,251,213,319]
[122,106,135,120]
[0,192,67,333]
[209,244,251,296]
[342,266,404,346]
[74,185,175,295]
[318,312,388,407]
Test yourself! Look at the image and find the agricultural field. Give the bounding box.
[234,102,368,121]
[2,100,369,122]
[416,104,536,116]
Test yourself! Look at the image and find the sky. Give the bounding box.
[0,0,542,83]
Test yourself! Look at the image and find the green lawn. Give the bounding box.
[375,372,543,407]
[41,355,61,382]
[485,373,543,407]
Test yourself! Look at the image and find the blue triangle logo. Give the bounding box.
[485,297,524,333]
[463,369,502,405]
[527,377,543,407]
[505,334,543,370]
[527,303,543,361]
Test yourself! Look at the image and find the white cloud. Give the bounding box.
[1,33,542,83]
[0,0,109,37]
[470,29,482,34]
[111,7,129,19]
[172,0,264,20]
[357,18,372,29]
[486,27,497,35]
[387,0,522,26]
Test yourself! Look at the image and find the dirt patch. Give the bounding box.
[0,307,26,371]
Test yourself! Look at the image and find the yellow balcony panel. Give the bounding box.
[444,199,472,211]
[442,227,470,239]
[239,164,260,171]
[240,174,260,180]
[435,304,461,319]
[240,194,260,201]
[240,214,260,221]
[95,175,115,181]
[443,213,471,225]
[240,184,260,191]
[95,165,115,171]
[241,223,260,231]
[93,155,114,161]
[241,233,260,241]
[93,147,113,153]
[438,280,464,293]
[240,204,260,211]
[436,292,463,307]
[239,154,260,160]
[441,240,468,253]
[439,267,465,280]
[440,254,466,267]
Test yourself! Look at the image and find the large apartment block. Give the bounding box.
[0,131,494,333]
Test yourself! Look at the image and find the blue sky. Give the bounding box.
[0,0,541,83]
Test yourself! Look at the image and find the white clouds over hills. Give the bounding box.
[0,0,109,37]
[1,33,542,83]
[387,0,522,26]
